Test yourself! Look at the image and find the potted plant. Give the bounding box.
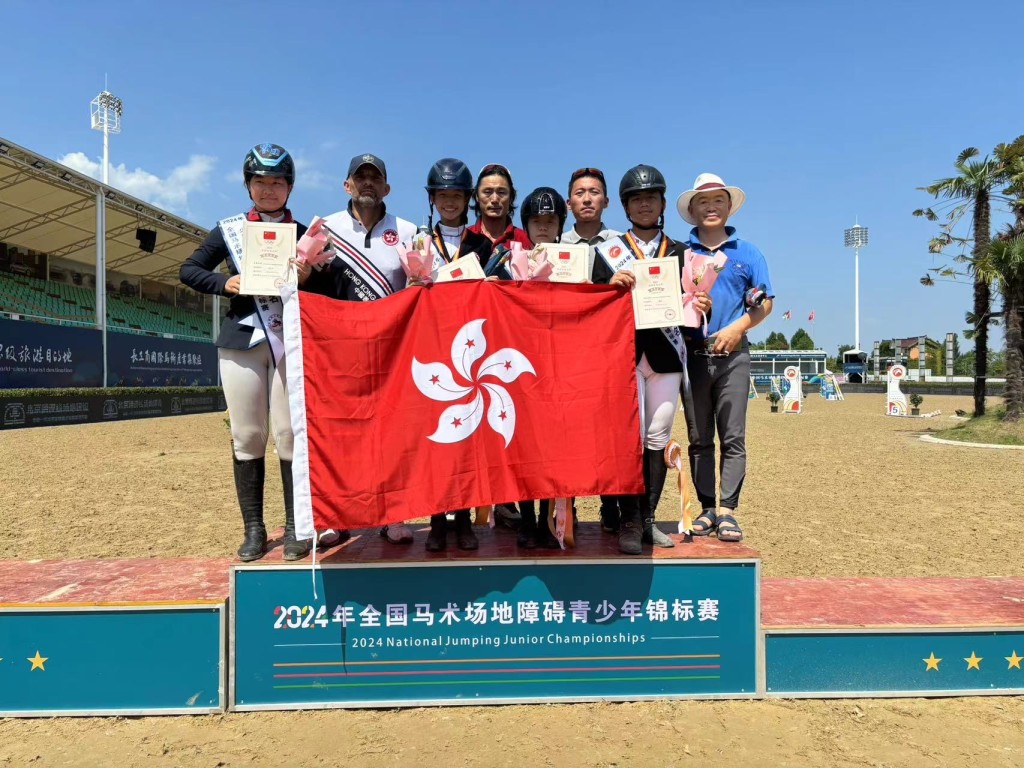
[767,391,781,413]
[909,392,923,416]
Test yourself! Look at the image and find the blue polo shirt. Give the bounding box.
[687,226,774,338]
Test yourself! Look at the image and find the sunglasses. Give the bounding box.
[570,167,605,183]
[569,167,607,195]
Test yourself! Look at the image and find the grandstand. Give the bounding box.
[1,136,222,386]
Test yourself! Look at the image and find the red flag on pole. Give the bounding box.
[782,310,792,320]
[284,282,644,538]
[808,310,816,322]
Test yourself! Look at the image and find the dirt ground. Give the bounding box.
[2,393,1024,767]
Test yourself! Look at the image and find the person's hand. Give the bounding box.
[711,324,744,354]
[224,275,241,295]
[692,290,712,315]
[610,270,635,289]
[292,258,313,286]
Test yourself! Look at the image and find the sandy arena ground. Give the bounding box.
[2,393,1024,766]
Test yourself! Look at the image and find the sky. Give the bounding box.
[2,0,1022,357]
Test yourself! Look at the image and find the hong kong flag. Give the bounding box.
[283,281,643,539]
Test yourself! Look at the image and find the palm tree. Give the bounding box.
[982,235,1024,421]
[914,148,1003,416]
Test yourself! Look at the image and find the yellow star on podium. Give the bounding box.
[1006,651,1023,670]
[27,651,47,671]
[923,652,941,671]
[964,651,982,670]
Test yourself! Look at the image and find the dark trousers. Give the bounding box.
[682,344,750,510]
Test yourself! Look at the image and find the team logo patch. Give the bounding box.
[609,245,622,258]
[382,229,399,246]
[268,314,283,332]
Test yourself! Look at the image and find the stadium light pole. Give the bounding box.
[90,90,123,387]
[844,223,869,355]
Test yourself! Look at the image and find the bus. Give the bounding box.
[843,349,868,383]
[749,350,827,385]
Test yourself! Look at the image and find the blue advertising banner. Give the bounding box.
[766,630,1024,696]
[106,332,216,387]
[0,605,224,715]
[232,559,759,709]
[0,317,102,388]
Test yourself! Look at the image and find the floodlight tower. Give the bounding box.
[90,89,122,386]
[90,90,123,184]
[844,223,869,354]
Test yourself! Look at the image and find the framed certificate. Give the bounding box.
[435,256,486,282]
[631,256,684,330]
[239,222,297,296]
[539,243,589,283]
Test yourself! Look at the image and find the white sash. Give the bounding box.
[324,229,394,300]
[219,215,286,364]
[598,235,687,364]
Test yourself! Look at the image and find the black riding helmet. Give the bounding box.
[520,187,568,232]
[426,158,473,228]
[426,158,473,191]
[243,143,295,187]
[618,164,666,202]
[619,164,667,229]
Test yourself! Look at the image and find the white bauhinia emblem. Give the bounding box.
[412,319,535,447]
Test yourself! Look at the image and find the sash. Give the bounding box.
[324,228,394,300]
[597,233,686,364]
[219,215,286,364]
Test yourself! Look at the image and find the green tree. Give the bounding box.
[789,328,815,350]
[765,331,789,350]
[838,343,854,359]
[915,147,1005,416]
[982,236,1024,420]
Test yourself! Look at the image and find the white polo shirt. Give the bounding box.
[321,206,416,301]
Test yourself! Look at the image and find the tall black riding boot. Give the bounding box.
[618,495,642,555]
[280,460,311,561]
[642,448,675,548]
[454,510,479,551]
[535,500,560,549]
[233,455,267,562]
[426,513,448,552]
[517,500,538,548]
[600,495,621,533]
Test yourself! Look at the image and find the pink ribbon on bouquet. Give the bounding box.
[295,216,335,269]
[681,248,728,331]
[395,237,434,285]
[509,243,554,281]
[664,441,695,539]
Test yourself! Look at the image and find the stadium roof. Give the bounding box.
[0,137,207,284]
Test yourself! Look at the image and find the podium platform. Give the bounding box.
[231,525,760,711]
[0,558,226,716]
[763,577,1024,698]
[3,527,1024,716]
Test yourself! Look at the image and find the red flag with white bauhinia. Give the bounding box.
[283,281,644,540]
[782,310,792,320]
[808,310,816,322]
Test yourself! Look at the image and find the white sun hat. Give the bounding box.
[676,173,746,225]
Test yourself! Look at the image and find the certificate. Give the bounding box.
[631,256,684,330]
[435,256,486,282]
[239,222,297,296]
[539,243,589,283]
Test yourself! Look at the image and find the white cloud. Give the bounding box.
[58,151,216,215]
[293,155,334,192]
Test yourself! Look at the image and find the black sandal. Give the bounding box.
[692,508,717,536]
[716,514,744,542]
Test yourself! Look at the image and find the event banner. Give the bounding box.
[0,390,226,430]
[0,318,217,388]
[0,317,102,388]
[106,332,217,387]
[232,559,759,709]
